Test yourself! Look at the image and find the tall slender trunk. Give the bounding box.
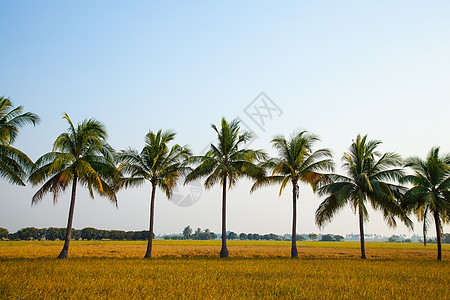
[359,206,366,259]
[434,210,442,261]
[291,182,298,258]
[145,182,157,258]
[220,174,228,258]
[423,218,427,246]
[57,174,78,259]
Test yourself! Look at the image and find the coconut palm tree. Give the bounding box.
[185,117,266,258]
[116,129,191,258]
[315,134,412,259]
[251,131,334,258]
[29,114,118,259]
[401,147,450,260]
[0,97,39,185]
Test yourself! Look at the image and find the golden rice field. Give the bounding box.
[0,240,449,299]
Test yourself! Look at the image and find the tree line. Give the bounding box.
[3,225,450,244]
[0,225,352,242]
[1,96,449,260]
[0,227,151,241]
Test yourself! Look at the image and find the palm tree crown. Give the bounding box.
[0,97,40,185]
[185,117,266,258]
[251,130,334,258]
[117,129,191,258]
[29,114,118,258]
[186,118,266,189]
[401,147,450,260]
[0,97,39,145]
[316,134,411,259]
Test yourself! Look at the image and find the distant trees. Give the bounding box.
[0,227,8,239]
[334,235,344,241]
[192,228,217,240]
[308,233,318,241]
[320,234,344,242]
[44,227,68,240]
[183,226,193,239]
[296,234,306,241]
[443,234,450,244]
[387,235,411,243]
[4,227,150,241]
[4,225,448,245]
[320,234,334,241]
[227,232,238,240]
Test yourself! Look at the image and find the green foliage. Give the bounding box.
[4,227,151,241]
[183,226,193,239]
[185,117,265,257]
[186,117,266,189]
[401,147,450,258]
[401,147,450,238]
[44,227,66,240]
[192,228,216,240]
[247,233,260,240]
[0,97,39,185]
[251,130,334,195]
[308,233,318,240]
[443,234,450,244]
[239,233,248,240]
[227,232,238,240]
[117,129,190,257]
[29,114,118,205]
[334,235,345,242]
[295,234,305,241]
[320,234,344,242]
[316,135,411,258]
[0,97,40,145]
[316,135,411,229]
[320,234,334,241]
[251,130,334,257]
[0,227,9,239]
[117,129,191,197]
[15,227,40,240]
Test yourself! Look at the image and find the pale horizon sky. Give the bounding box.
[1,1,449,236]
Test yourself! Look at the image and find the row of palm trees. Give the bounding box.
[1,97,449,260]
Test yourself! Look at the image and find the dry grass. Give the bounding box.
[0,240,449,299]
[0,240,448,259]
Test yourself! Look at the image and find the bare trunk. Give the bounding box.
[57,175,77,259]
[359,208,366,259]
[434,211,442,261]
[423,219,427,246]
[145,182,157,258]
[220,174,228,258]
[291,182,298,258]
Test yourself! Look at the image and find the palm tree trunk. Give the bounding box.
[291,183,298,258]
[359,208,366,259]
[145,182,157,258]
[434,211,442,261]
[220,174,229,258]
[57,175,77,259]
[423,218,427,246]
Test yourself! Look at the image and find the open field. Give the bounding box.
[1,241,449,299]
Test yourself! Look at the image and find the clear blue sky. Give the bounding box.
[1,1,449,236]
